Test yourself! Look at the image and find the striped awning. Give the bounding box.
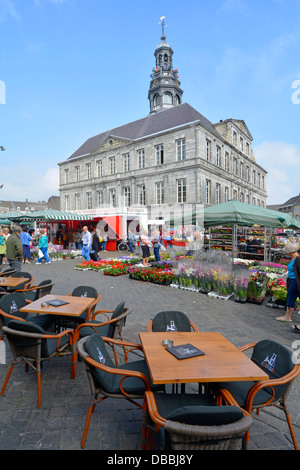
[5,209,94,222]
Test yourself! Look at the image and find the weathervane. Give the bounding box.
[159,16,167,36]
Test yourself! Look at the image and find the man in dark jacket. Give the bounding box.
[6,226,23,272]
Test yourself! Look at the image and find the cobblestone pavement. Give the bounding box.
[0,252,299,451]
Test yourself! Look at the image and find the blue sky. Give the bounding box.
[0,0,299,205]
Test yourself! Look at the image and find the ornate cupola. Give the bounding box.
[148,17,184,114]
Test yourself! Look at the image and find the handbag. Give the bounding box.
[160,243,166,251]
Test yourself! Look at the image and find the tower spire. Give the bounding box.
[148,17,184,114]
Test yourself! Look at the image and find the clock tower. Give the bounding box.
[148,17,184,114]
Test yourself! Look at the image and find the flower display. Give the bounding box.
[233,272,249,302]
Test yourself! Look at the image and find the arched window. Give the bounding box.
[153,94,160,107]
[163,93,172,105]
[175,94,181,105]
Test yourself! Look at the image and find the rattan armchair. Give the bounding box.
[1,319,76,407]
[147,310,199,332]
[77,334,164,448]
[142,389,252,450]
[216,339,300,450]
[15,279,54,301]
[66,286,100,323]
[6,272,34,293]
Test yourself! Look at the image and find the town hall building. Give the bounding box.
[58,22,267,223]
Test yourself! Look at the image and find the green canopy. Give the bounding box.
[166,200,300,229]
[0,219,10,225]
[6,209,94,222]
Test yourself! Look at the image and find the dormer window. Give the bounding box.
[163,92,172,104]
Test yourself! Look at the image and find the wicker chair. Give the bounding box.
[0,293,56,340]
[6,272,34,293]
[66,286,100,323]
[142,390,253,450]
[1,319,76,407]
[77,334,164,448]
[15,279,54,301]
[0,268,16,277]
[147,310,199,332]
[215,339,300,450]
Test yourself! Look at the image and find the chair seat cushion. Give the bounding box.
[112,360,164,394]
[217,381,273,408]
[78,321,109,338]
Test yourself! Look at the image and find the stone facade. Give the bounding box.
[58,27,267,216]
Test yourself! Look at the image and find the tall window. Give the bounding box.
[240,137,244,152]
[138,149,145,169]
[233,131,237,146]
[205,180,211,204]
[177,179,186,203]
[216,146,221,167]
[86,192,92,210]
[163,92,172,104]
[224,152,229,171]
[97,190,104,207]
[155,144,164,165]
[215,183,220,204]
[75,166,80,182]
[240,161,243,179]
[64,168,69,184]
[206,140,211,161]
[123,153,130,172]
[233,157,237,176]
[246,142,250,156]
[64,195,70,211]
[75,193,80,210]
[109,188,117,207]
[252,169,256,185]
[96,160,103,177]
[86,163,91,179]
[137,184,145,205]
[155,182,164,204]
[246,166,250,182]
[233,189,237,200]
[110,157,116,175]
[262,175,265,189]
[123,186,131,206]
[176,138,186,161]
[224,186,229,202]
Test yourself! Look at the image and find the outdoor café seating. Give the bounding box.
[214,339,300,450]
[147,310,199,332]
[77,334,164,448]
[66,285,100,323]
[142,390,253,450]
[0,268,16,276]
[75,301,132,364]
[1,319,76,407]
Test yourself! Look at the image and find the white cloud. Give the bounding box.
[253,141,300,205]
[0,166,59,202]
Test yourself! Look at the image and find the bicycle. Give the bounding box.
[117,240,138,254]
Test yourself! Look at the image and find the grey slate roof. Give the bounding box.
[279,195,300,209]
[67,103,223,160]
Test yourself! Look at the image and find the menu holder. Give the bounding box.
[166,343,205,360]
[46,299,69,307]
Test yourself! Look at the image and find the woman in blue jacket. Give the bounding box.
[36,229,50,264]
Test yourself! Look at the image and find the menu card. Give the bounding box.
[166,343,205,360]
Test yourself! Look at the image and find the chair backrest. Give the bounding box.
[81,334,116,393]
[251,339,295,401]
[163,405,251,450]
[4,319,48,359]
[35,280,54,299]
[151,311,192,332]
[107,301,125,338]
[71,286,98,299]
[1,268,16,277]
[9,272,33,291]
[0,293,27,326]
[11,272,32,280]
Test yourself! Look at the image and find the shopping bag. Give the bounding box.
[38,249,44,259]
[160,243,166,252]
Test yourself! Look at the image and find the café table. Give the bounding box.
[19,294,96,319]
[139,331,269,385]
[0,277,29,288]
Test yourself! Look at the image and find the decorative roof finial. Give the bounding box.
[159,16,167,40]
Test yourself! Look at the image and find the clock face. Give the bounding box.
[164,80,169,84]
[153,79,158,87]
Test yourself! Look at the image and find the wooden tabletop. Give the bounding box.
[139,332,269,385]
[19,294,96,317]
[0,277,28,287]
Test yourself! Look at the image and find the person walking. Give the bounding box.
[20,228,32,264]
[141,230,151,266]
[0,229,6,271]
[127,230,136,256]
[276,242,300,323]
[3,227,10,265]
[36,229,51,264]
[101,230,107,251]
[6,226,23,272]
[152,228,161,262]
[81,226,92,261]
